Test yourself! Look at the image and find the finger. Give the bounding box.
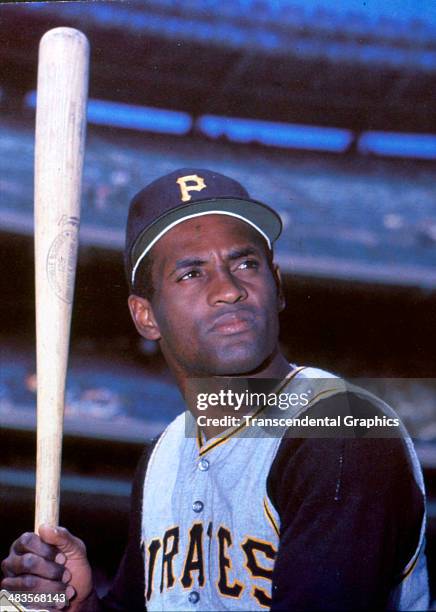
[38,525,86,560]
[4,552,65,581]
[54,586,76,611]
[66,585,76,600]
[1,557,14,578]
[11,532,58,561]
[1,574,67,593]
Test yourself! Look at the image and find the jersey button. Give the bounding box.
[198,458,210,471]
[192,500,204,513]
[188,590,200,604]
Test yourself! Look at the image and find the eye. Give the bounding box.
[237,259,260,270]
[177,269,201,282]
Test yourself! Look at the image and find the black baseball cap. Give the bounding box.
[125,168,282,290]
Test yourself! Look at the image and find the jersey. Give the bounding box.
[135,366,429,611]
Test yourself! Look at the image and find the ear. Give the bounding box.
[273,264,286,312]
[128,294,162,341]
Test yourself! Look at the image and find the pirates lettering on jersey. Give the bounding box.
[217,526,244,599]
[242,537,276,607]
[145,539,161,602]
[181,523,204,588]
[161,526,179,591]
[144,522,277,605]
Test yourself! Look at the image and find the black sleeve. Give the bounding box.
[266,394,425,612]
[97,441,156,612]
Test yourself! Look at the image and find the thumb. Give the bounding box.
[38,525,87,560]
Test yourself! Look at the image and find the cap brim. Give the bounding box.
[130,197,282,284]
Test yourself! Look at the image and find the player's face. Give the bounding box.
[130,215,284,377]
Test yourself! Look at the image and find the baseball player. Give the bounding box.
[1,169,429,611]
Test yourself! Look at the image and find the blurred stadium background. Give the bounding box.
[1,0,436,601]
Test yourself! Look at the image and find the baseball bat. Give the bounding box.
[34,27,89,530]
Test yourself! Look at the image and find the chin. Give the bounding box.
[206,347,269,376]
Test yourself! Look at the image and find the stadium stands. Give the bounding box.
[1,117,435,288]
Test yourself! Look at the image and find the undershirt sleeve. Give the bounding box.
[266,393,425,611]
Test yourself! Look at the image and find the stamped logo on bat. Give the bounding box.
[46,216,80,304]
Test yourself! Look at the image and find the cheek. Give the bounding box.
[256,276,281,313]
[153,293,200,345]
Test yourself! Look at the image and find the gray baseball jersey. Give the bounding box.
[139,367,429,611]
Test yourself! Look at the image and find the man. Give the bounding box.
[1,169,429,610]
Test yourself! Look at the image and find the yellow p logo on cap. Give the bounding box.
[176,174,207,202]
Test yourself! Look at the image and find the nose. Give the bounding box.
[207,268,248,306]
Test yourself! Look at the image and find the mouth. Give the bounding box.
[208,310,255,336]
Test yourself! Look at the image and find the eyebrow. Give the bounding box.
[169,247,261,277]
[227,247,260,261]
